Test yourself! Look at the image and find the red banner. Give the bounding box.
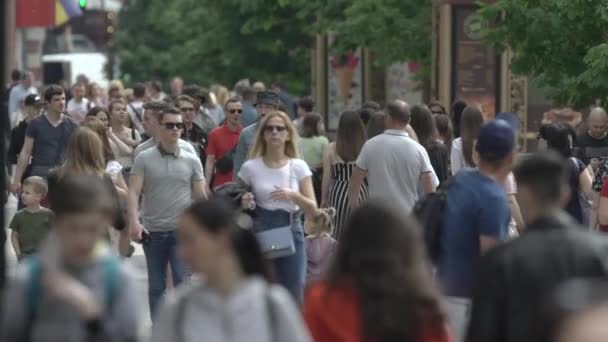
[16,0,54,28]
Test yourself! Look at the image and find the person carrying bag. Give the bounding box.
[237,111,318,305]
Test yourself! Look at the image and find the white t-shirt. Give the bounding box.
[66,98,90,124]
[356,130,433,212]
[239,158,312,212]
[450,138,472,176]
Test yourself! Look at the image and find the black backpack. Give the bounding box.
[411,178,453,263]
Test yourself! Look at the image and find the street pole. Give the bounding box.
[0,0,8,296]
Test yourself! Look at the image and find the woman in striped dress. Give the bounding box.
[321,111,368,239]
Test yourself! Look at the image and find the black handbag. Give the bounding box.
[215,146,237,174]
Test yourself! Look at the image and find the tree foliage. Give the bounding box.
[115,0,312,93]
[479,0,608,107]
[297,0,431,68]
[115,0,432,93]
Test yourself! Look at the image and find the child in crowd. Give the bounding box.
[305,208,338,286]
[2,175,142,342]
[9,176,53,260]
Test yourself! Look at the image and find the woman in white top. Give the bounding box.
[108,100,141,169]
[451,106,483,175]
[151,199,311,342]
[238,110,317,304]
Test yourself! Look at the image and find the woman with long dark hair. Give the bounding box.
[411,105,449,184]
[321,111,368,238]
[366,111,386,140]
[451,100,467,138]
[451,106,483,175]
[539,123,593,224]
[151,198,311,342]
[238,111,317,303]
[304,201,450,342]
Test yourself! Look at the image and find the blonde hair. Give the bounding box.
[248,111,300,159]
[210,85,230,108]
[23,176,48,196]
[56,127,106,179]
[307,207,336,237]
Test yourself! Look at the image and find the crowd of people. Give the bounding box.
[3,68,608,342]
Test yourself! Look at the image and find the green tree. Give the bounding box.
[115,0,312,93]
[479,0,608,107]
[292,0,432,82]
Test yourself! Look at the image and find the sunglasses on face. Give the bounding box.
[432,111,444,115]
[163,122,184,130]
[264,125,287,133]
[229,109,243,114]
[180,107,196,113]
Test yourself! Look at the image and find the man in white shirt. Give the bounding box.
[8,71,37,125]
[349,100,436,212]
[66,83,90,124]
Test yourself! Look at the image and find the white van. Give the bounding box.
[42,52,109,88]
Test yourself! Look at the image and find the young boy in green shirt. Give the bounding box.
[10,176,53,260]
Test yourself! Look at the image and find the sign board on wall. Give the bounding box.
[452,6,499,120]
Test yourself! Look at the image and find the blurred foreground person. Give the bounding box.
[151,199,311,342]
[466,152,608,342]
[1,175,142,342]
[546,279,608,342]
[304,201,450,342]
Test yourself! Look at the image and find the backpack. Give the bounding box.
[411,178,453,263]
[25,255,120,337]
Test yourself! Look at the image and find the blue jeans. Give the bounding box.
[143,230,189,318]
[253,207,306,305]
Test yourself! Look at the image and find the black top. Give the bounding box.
[425,142,449,184]
[575,132,608,164]
[466,211,608,342]
[8,120,29,165]
[183,122,208,165]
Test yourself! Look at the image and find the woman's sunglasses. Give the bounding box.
[264,125,287,133]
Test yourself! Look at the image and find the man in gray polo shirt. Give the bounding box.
[349,100,435,212]
[132,101,197,161]
[128,107,207,318]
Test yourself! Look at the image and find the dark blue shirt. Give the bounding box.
[26,114,77,167]
[437,169,510,298]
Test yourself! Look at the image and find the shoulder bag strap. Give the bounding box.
[289,159,294,230]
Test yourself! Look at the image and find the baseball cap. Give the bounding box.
[476,119,515,161]
[496,112,520,132]
[24,94,42,107]
[256,90,280,107]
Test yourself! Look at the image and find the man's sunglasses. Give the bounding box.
[180,107,196,113]
[264,125,287,133]
[163,122,184,130]
[229,109,243,114]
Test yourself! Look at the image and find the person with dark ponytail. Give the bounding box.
[304,201,450,342]
[151,198,312,342]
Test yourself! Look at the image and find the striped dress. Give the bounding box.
[329,160,368,239]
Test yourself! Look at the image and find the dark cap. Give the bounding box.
[24,94,42,107]
[496,112,520,132]
[256,90,280,107]
[476,119,515,161]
